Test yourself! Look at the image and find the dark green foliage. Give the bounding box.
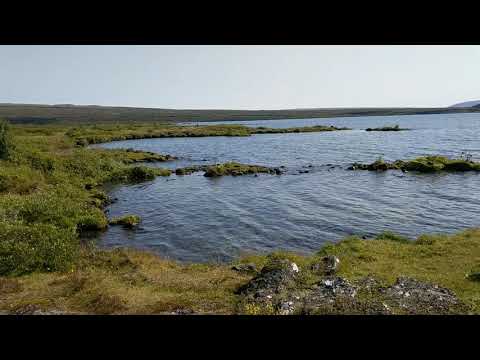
[203,162,274,177]
[352,155,480,173]
[115,166,171,182]
[0,119,12,160]
[109,215,141,228]
[0,222,79,275]
[466,271,480,282]
[366,124,407,131]
[375,231,410,243]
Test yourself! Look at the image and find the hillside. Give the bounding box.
[1,103,480,124]
[450,100,480,108]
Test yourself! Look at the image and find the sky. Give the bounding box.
[0,45,479,109]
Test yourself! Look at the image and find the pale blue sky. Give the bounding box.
[0,45,479,109]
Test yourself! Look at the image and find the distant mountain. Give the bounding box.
[450,100,480,108]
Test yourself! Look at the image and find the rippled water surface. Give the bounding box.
[96,113,480,262]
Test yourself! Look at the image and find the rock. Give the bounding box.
[278,301,296,315]
[311,255,340,275]
[354,275,385,293]
[301,276,359,314]
[317,277,357,297]
[236,259,300,302]
[231,263,258,274]
[383,277,467,314]
[172,309,195,315]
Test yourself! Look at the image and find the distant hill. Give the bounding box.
[450,100,480,108]
[1,103,480,124]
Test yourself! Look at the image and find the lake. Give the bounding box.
[96,112,480,263]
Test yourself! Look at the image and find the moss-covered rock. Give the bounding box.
[350,155,480,173]
[203,162,278,177]
[109,215,141,229]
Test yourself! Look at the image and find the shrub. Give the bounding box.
[0,165,45,194]
[416,235,435,245]
[0,221,79,275]
[76,209,109,232]
[109,215,141,228]
[0,119,12,160]
[466,271,480,282]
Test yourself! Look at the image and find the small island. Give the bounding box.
[175,162,283,177]
[365,125,408,131]
[349,155,480,172]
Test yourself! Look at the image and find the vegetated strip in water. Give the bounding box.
[175,162,284,177]
[68,123,351,146]
[365,124,409,131]
[349,155,480,172]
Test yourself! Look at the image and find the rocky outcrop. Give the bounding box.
[311,255,340,275]
[236,258,468,315]
[383,277,467,314]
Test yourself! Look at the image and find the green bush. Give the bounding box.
[0,221,79,275]
[76,209,109,232]
[109,215,141,228]
[0,165,45,194]
[0,119,12,160]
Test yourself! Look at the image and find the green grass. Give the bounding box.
[0,122,175,276]
[203,162,275,177]
[1,122,480,314]
[109,215,141,228]
[0,119,13,160]
[352,155,480,172]
[1,228,480,314]
[64,123,350,146]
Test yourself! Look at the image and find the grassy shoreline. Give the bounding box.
[63,123,350,146]
[1,121,479,315]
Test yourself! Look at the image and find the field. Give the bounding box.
[1,120,480,315]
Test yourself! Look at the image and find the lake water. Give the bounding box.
[96,113,480,263]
